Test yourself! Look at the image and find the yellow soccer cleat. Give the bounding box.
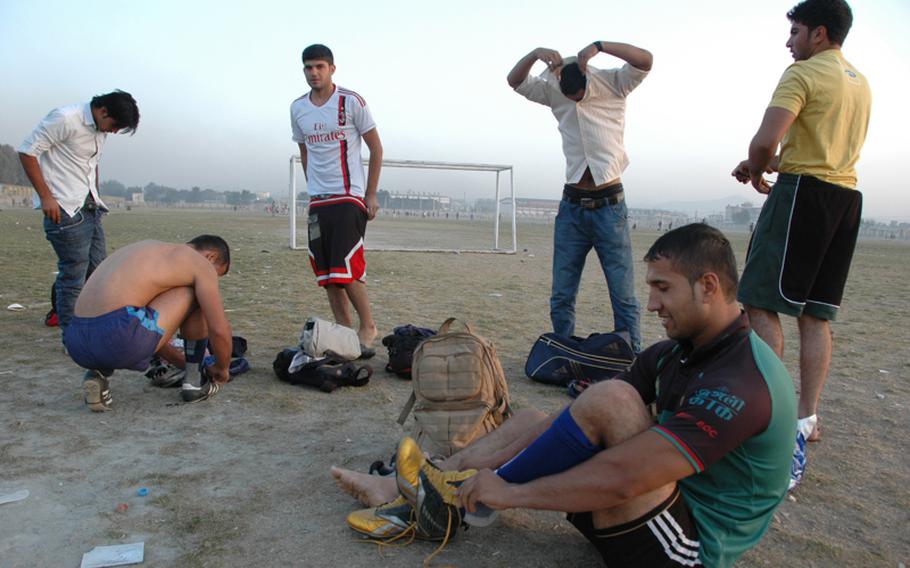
[395,437,477,539]
[347,496,415,539]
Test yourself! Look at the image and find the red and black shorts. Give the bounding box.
[307,197,367,286]
[738,173,862,321]
[567,487,701,567]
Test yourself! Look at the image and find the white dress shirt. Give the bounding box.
[516,63,648,186]
[18,103,108,217]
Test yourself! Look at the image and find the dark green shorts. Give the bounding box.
[738,174,862,321]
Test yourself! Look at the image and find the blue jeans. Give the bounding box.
[551,198,641,352]
[44,207,106,332]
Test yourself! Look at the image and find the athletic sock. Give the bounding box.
[183,338,209,387]
[495,406,603,484]
[463,407,603,527]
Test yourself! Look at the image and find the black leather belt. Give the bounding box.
[562,184,624,209]
[82,201,98,212]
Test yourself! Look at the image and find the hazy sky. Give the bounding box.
[2,0,908,220]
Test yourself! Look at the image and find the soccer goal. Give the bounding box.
[288,157,517,254]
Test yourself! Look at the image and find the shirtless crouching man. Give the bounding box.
[63,235,233,411]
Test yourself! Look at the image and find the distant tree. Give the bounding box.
[0,144,30,186]
[100,179,129,197]
[187,186,203,203]
[144,182,182,203]
[377,189,390,208]
[225,190,256,206]
[474,198,497,213]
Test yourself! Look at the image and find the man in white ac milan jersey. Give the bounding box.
[290,44,383,351]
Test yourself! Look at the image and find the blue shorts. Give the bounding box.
[64,306,164,375]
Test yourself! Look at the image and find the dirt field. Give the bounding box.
[0,207,907,567]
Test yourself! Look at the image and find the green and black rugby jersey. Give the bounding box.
[619,312,797,568]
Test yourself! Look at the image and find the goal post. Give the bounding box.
[288,156,518,254]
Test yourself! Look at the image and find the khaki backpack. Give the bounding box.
[397,318,512,457]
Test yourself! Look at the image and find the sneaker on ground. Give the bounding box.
[83,369,112,412]
[146,361,187,388]
[788,433,807,491]
[789,415,817,491]
[180,379,221,403]
[347,496,418,539]
[395,437,476,539]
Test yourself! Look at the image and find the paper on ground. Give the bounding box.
[80,542,144,568]
[0,489,29,505]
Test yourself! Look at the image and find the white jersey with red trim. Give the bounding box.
[290,85,376,200]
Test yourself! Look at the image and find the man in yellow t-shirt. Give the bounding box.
[731,0,871,489]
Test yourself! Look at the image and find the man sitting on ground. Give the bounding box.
[332,224,796,567]
[64,235,234,411]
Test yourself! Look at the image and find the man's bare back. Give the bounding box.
[76,240,223,317]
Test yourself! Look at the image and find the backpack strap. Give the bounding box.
[438,317,474,335]
[492,398,512,422]
[397,391,417,425]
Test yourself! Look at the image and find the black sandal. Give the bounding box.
[369,454,396,476]
[317,362,373,391]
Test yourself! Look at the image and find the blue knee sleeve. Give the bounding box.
[496,407,602,484]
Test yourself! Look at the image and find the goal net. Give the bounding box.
[288,157,517,254]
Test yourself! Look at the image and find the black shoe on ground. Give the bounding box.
[180,380,220,403]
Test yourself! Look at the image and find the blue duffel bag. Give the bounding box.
[525,331,635,387]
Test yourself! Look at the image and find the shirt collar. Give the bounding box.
[82,103,98,131]
[542,61,598,104]
[677,311,751,367]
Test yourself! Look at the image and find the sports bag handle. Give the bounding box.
[439,317,474,335]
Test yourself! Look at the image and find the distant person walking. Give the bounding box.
[18,90,140,336]
[290,44,383,354]
[731,0,870,487]
[508,41,651,351]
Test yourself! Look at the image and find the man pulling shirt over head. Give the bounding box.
[507,40,652,351]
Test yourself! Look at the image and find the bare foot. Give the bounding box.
[808,420,821,443]
[330,465,397,507]
[357,324,378,348]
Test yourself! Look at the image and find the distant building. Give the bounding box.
[725,202,762,226]
[859,220,910,240]
[516,197,559,217]
[630,208,690,231]
[103,195,126,208]
[387,191,451,211]
[129,192,144,204]
[0,183,32,208]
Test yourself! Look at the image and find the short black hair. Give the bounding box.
[188,234,231,274]
[644,223,739,300]
[302,44,334,65]
[90,90,140,134]
[559,62,587,98]
[787,0,853,45]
